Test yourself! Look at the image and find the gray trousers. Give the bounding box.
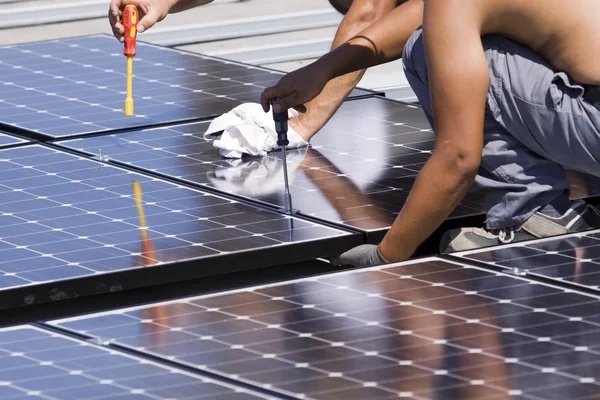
[403,28,600,229]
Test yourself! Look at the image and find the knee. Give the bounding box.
[402,28,427,81]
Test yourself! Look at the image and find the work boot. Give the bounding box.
[441,199,600,253]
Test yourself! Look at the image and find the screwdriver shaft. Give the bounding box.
[125,56,134,116]
[281,146,293,213]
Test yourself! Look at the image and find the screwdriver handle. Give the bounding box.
[123,4,138,57]
[271,99,289,147]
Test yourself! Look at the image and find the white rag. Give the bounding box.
[203,103,308,158]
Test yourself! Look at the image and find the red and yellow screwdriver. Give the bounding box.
[123,4,138,116]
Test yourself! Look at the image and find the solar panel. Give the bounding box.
[0,130,27,149]
[0,35,373,140]
[0,325,272,399]
[56,97,490,241]
[454,229,600,293]
[51,257,600,400]
[0,144,360,310]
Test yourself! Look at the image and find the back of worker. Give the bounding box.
[461,0,600,85]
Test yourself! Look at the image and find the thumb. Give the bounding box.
[137,6,160,33]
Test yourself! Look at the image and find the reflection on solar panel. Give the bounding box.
[455,229,600,293]
[0,130,27,148]
[0,35,373,139]
[0,325,271,399]
[0,145,359,309]
[57,97,489,241]
[51,257,600,400]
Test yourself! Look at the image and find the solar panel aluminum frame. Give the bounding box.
[0,129,30,149]
[52,95,487,246]
[0,34,380,142]
[449,228,600,295]
[0,231,360,312]
[0,145,363,311]
[0,324,279,400]
[49,256,600,400]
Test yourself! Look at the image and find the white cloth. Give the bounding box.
[203,103,308,158]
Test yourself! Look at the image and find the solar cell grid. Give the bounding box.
[0,144,358,309]
[0,35,372,139]
[57,97,490,240]
[455,229,600,293]
[51,257,600,400]
[0,325,273,400]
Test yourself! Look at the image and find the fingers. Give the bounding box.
[292,105,307,113]
[261,84,307,114]
[260,86,279,113]
[272,93,302,113]
[137,4,160,33]
[109,0,124,41]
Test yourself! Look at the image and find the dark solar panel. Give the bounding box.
[455,229,600,293]
[0,130,27,148]
[56,97,490,241]
[0,325,271,399]
[0,145,359,310]
[0,35,373,140]
[51,257,600,400]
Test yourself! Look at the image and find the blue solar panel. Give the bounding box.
[0,35,374,139]
[0,325,272,399]
[56,97,490,241]
[0,130,27,148]
[51,257,600,400]
[455,229,600,293]
[0,144,360,309]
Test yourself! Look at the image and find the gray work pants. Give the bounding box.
[403,28,600,229]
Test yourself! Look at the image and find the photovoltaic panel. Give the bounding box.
[52,257,600,400]
[454,229,600,293]
[0,325,273,400]
[0,130,27,149]
[0,35,373,140]
[0,144,359,310]
[57,97,490,241]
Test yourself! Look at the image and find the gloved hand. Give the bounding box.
[330,244,390,268]
[203,103,309,158]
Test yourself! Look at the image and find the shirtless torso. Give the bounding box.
[460,0,600,85]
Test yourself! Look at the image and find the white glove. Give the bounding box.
[203,103,308,158]
[206,148,307,197]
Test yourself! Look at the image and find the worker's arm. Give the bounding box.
[109,0,214,41]
[289,0,401,142]
[378,0,488,261]
[261,0,423,113]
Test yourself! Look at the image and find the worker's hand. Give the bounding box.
[329,244,390,268]
[261,63,332,114]
[109,0,172,42]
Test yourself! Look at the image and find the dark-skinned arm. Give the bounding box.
[261,0,424,112]
[378,0,489,261]
[290,0,401,142]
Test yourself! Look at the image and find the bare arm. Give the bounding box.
[321,0,424,80]
[290,0,400,142]
[261,0,423,113]
[378,0,489,261]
